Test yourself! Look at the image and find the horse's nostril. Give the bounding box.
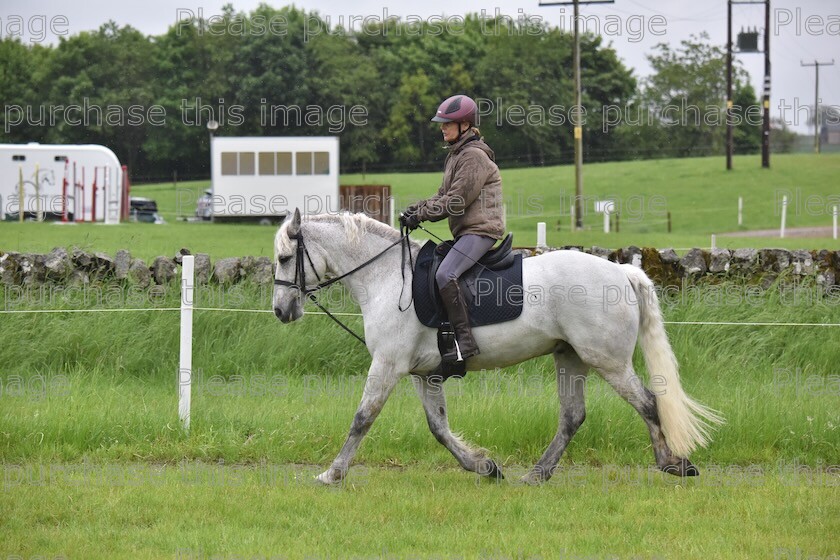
[273,307,284,320]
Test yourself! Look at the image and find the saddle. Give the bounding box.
[412,233,524,329]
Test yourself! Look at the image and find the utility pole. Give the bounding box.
[761,0,770,168]
[726,0,733,170]
[539,0,614,230]
[727,0,770,170]
[800,60,835,154]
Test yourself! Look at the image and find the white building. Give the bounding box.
[209,136,339,222]
[0,143,124,223]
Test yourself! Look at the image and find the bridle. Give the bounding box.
[273,226,413,345]
[273,230,322,296]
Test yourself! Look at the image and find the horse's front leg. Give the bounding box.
[414,374,503,479]
[317,357,400,485]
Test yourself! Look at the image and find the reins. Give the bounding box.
[274,221,530,348]
[274,226,415,347]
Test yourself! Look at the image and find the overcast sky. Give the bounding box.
[2,0,838,133]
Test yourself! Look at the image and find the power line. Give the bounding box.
[624,0,724,22]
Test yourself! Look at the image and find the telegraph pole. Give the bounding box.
[800,60,835,154]
[761,0,770,168]
[727,0,770,169]
[539,0,614,230]
[726,0,733,170]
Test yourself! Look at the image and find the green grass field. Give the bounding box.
[1,282,838,558]
[2,153,839,261]
[1,154,839,559]
[2,466,835,559]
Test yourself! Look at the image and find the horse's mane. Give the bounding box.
[274,212,412,257]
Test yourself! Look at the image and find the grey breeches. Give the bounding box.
[435,234,497,288]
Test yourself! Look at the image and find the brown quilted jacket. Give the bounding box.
[415,133,505,240]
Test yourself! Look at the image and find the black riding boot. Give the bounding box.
[439,280,480,361]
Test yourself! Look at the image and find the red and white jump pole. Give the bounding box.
[62,160,69,223]
[91,167,98,223]
[121,165,130,221]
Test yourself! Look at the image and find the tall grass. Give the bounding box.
[2,280,837,467]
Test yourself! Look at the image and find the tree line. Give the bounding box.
[0,5,784,180]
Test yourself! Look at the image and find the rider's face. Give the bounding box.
[441,121,464,142]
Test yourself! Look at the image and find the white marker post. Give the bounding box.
[537,222,547,248]
[595,200,614,233]
[179,255,195,431]
[780,195,788,239]
[834,206,838,240]
[738,196,743,226]
[389,197,396,229]
[711,234,716,250]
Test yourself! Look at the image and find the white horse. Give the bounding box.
[272,210,723,485]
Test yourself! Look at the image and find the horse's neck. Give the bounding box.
[313,222,416,295]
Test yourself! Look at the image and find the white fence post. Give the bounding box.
[834,205,838,240]
[738,196,743,226]
[179,255,195,431]
[537,222,546,248]
[780,195,788,239]
[389,196,396,229]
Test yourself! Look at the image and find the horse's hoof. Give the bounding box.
[661,458,700,477]
[316,469,344,485]
[520,472,544,486]
[479,459,504,480]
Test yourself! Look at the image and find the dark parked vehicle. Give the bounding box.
[129,197,164,224]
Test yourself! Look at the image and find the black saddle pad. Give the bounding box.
[412,240,524,328]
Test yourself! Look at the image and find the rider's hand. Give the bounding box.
[400,205,421,231]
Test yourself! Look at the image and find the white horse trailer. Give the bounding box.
[210,136,339,222]
[0,143,124,223]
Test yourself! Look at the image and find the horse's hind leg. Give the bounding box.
[597,363,699,476]
[522,344,588,485]
[414,374,503,479]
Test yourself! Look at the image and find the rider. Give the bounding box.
[401,94,505,362]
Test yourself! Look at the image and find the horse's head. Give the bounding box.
[272,208,327,323]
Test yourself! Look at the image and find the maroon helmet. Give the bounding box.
[431,95,477,124]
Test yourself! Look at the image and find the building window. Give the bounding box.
[54,155,68,162]
[239,152,255,175]
[223,150,327,176]
[221,152,237,175]
[276,152,292,175]
[12,155,25,161]
[313,151,330,175]
[259,152,275,175]
[296,152,313,175]
[222,152,257,175]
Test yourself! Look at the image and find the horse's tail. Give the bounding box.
[623,266,724,457]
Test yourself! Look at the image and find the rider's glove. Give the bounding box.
[400,205,422,231]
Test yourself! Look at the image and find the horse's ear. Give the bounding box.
[288,208,302,237]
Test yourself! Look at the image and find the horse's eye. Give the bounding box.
[279,256,292,265]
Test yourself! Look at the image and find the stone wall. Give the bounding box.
[1,245,838,290]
